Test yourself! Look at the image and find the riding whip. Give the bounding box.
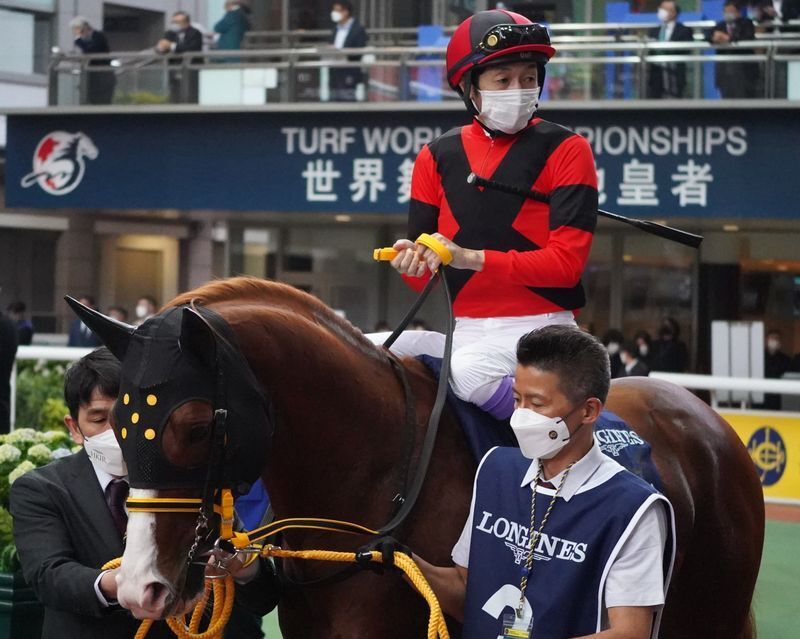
[466,172,703,249]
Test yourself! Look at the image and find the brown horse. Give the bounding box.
[70,277,764,638]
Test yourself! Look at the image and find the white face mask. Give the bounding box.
[510,408,572,460]
[331,10,344,23]
[476,87,540,135]
[83,428,127,476]
[135,304,149,319]
[657,7,672,23]
[606,341,620,356]
[639,344,649,357]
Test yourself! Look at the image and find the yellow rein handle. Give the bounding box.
[373,233,454,266]
[263,547,450,639]
[101,557,234,639]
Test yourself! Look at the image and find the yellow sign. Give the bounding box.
[718,410,800,503]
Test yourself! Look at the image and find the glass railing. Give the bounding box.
[47,35,800,107]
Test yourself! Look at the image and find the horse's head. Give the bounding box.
[74,132,98,160]
[66,297,272,619]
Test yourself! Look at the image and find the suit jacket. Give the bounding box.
[165,26,204,54]
[75,30,111,64]
[10,450,280,639]
[647,22,694,97]
[67,319,102,347]
[623,360,650,377]
[707,18,759,96]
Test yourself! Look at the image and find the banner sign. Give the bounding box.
[5,107,798,216]
[720,410,800,504]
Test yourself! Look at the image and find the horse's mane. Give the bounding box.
[167,277,381,357]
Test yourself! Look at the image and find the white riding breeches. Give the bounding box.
[366,312,577,405]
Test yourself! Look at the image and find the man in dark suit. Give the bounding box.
[157,11,204,103]
[67,295,102,347]
[648,0,694,98]
[10,348,279,639]
[620,342,651,377]
[708,1,758,98]
[329,1,368,101]
[70,16,116,104]
[0,308,17,433]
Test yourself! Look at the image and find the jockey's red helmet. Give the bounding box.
[446,10,556,92]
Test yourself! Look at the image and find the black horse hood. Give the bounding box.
[65,297,271,492]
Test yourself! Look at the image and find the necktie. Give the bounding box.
[105,479,129,537]
[659,25,666,41]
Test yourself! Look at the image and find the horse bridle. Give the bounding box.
[124,271,454,580]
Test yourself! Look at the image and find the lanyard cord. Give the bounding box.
[517,461,575,619]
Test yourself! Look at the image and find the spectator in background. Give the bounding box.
[707,1,758,98]
[134,296,157,326]
[373,320,391,332]
[329,1,368,101]
[70,16,116,105]
[68,296,102,347]
[0,308,18,433]
[764,329,791,410]
[7,301,34,346]
[107,306,128,324]
[634,329,653,369]
[650,317,688,372]
[602,329,625,379]
[214,1,251,51]
[620,342,650,377]
[753,0,800,27]
[157,12,203,103]
[648,0,694,98]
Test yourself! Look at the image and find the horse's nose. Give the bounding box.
[142,581,171,615]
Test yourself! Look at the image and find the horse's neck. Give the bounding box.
[231,308,413,526]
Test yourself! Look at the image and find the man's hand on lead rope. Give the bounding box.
[390,234,485,276]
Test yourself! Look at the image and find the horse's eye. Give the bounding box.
[188,424,210,443]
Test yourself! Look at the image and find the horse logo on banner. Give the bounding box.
[20,131,98,196]
[747,425,787,486]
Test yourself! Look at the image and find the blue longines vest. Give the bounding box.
[463,447,673,639]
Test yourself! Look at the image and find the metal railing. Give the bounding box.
[48,36,800,106]
[242,20,800,48]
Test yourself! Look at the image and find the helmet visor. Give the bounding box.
[477,23,551,54]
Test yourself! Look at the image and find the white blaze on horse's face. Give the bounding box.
[117,489,173,619]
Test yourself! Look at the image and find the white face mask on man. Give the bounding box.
[331,10,344,23]
[476,87,540,135]
[83,428,127,476]
[510,407,574,460]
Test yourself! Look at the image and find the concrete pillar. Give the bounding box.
[54,215,98,331]
[182,219,216,291]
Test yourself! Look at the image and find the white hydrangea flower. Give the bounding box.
[0,444,22,465]
[27,444,53,466]
[9,461,36,485]
[6,428,40,444]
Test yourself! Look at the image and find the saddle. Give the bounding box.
[418,356,663,491]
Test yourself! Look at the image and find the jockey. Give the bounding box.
[370,9,599,420]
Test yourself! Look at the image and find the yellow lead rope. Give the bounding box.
[102,548,448,639]
[261,547,450,639]
[101,557,235,639]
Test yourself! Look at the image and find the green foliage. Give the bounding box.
[0,426,80,573]
[38,398,69,433]
[14,360,68,431]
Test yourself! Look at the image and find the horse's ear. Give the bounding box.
[64,296,135,361]
[179,307,217,369]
